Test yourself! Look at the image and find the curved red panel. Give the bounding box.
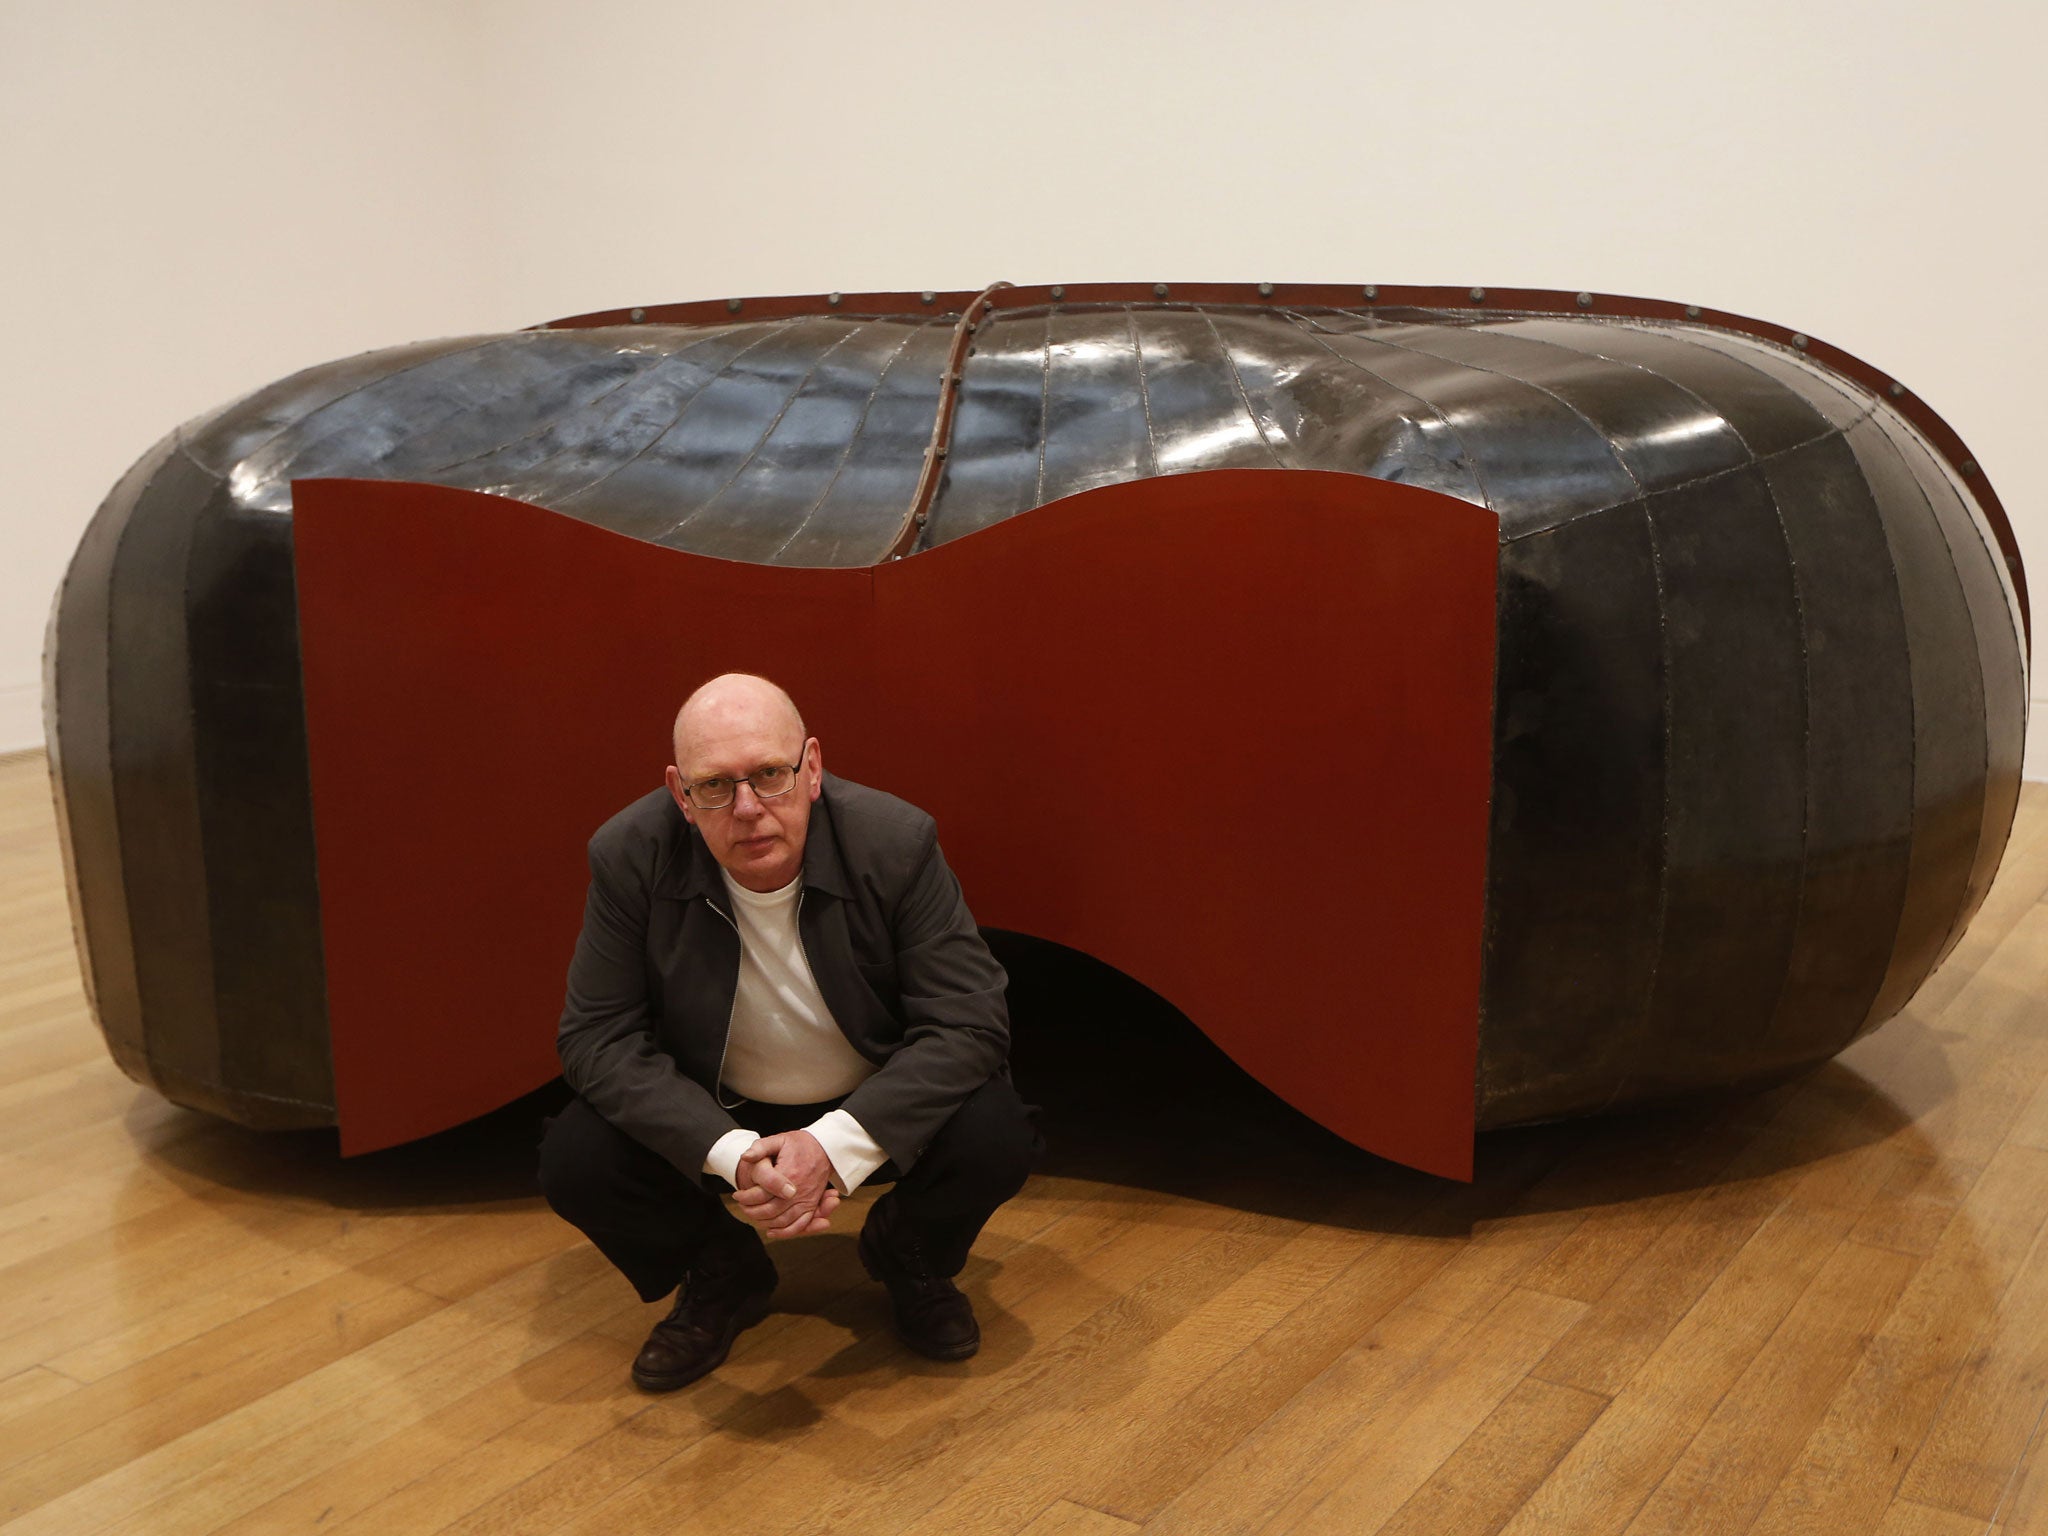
[293,469,1498,1176]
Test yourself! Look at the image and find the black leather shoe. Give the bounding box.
[631,1230,778,1392]
[857,1197,980,1361]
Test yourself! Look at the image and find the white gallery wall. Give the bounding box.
[5,0,2045,766]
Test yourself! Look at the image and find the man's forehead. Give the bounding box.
[674,692,802,765]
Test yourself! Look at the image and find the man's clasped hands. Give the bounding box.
[734,1130,842,1238]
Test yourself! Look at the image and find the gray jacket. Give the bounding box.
[555,772,1011,1177]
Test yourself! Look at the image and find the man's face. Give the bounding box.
[665,697,822,893]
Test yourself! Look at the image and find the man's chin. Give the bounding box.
[727,841,795,888]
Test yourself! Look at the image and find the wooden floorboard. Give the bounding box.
[4,751,2048,1534]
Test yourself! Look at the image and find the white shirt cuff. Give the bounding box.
[703,1128,759,1189]
[808,1109,889,1195]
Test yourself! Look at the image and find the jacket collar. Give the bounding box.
[655,772,852,904]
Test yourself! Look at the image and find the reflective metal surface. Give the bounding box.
[48,287,2028,1143]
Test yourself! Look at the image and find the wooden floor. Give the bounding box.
[6,752,2048,1535]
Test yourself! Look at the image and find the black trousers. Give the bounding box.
[539,1076,1040,1302]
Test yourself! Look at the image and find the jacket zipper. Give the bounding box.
[708,896,743,1110]
[709,886,806,1109]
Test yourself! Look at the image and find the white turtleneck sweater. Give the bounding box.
[700,870,890,1194]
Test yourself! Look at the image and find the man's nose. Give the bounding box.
[731,782,765,816]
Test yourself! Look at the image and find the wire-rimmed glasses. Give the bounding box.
[680,742,811,810]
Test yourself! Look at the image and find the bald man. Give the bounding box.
[540,674,1038,1390]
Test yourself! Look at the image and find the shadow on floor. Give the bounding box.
[131,932,1933,1239]
[127,1075,572,1213]
[994,933,1931,1238]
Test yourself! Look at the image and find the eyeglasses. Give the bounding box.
[681,743,810,810]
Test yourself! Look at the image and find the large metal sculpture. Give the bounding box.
[47,282,2026,1179]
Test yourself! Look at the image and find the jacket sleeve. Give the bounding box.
[555,837,742,1177]
[839,830,1011,1169]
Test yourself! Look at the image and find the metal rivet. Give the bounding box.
[915,513,928,527]
[950,371,963,385]
[1790,333,1809,350]
[1153,282,1170,298]
[934,446,948,460]
[1363,285,1378,301]
[1258,281,1275,297]
[921,290,936,305]
[1470,287,1487,302]
[1576,292,1593,309]
[726,298,743,313]
[827,292,843,308]
[1050,285,1065,300]
[1962,459,1979,476]
[629,307,646,323]
[1889,382,1906,398]
[1684,304,1701,319]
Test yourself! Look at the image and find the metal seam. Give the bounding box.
[76,436,189,1091]
[249,334,533,484]
[1348,327,1668,1116]
[766,321,930,562]
[1125,307,1160,478]
[1472,319,1814,1071]
[549,320,805,509]
[1878,408,2026,672]
[1846,415,1987,1042]
[420,329,741,479]
[504,327,770,496]
[215,333,517,478]
[1580,323,1911,1062]
[660,321,872,543]
[1033,310,1054,509]
[1196,307,1288,468]
[1274,308,1495,512]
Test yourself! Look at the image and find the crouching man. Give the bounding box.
[539,673,1038,1390]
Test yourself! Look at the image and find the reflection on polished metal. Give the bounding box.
[46,282,2028,1169]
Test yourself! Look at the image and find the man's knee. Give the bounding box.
[933,1076,1040,1200]
[537,1095,644,1226]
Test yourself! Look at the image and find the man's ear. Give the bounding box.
[665,764,697,825]
[806,737,823,802]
